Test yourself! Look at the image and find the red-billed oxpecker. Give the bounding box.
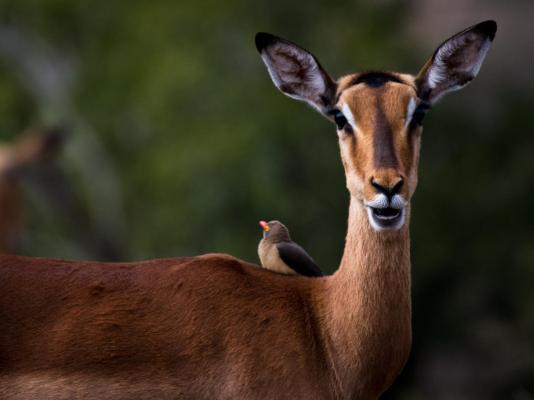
[258,220,323,277]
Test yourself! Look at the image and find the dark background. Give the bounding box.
[0,0,533,398]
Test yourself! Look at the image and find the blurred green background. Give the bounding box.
[0,0,533,398]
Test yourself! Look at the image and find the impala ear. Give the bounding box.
[416,20,497,105]
[255,32,337,118]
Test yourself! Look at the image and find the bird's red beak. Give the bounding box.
[259,220,270,232]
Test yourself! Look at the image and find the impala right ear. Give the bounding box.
[416,20,497,105]
[255,32,337,118]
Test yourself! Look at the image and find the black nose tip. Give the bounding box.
[371,177,403,199]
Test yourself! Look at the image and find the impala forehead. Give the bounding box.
[337,83,418,133]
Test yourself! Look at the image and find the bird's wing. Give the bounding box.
[276,242,323,277]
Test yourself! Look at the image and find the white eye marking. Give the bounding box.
[341,103,357,130]
[405,97,416,128]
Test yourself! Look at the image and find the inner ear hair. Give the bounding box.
[255,32,337,117]
[416,20,497,104]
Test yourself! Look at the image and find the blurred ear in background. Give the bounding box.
[0,126,124,260]
[0,127,65,253]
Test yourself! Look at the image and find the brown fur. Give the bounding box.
[0,22,496,399]
[0,254,336,399]
[0,215,410,400]
[0,110,415,399]
[0,173,22,253]
[0,67,419,400]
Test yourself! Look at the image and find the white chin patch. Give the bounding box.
[366,207,406,231]
[364,194,407,231]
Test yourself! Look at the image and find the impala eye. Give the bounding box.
[333,110,348,130]
[411,103,429,126]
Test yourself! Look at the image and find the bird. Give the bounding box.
[257,220,323,277]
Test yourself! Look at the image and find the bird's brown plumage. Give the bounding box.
[258,221,323,277]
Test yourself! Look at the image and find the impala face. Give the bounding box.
[256,21,496,231]
[333,72,423,230]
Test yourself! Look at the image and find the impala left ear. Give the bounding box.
[416,20,497,105]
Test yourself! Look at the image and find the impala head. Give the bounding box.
[256,21,496,231]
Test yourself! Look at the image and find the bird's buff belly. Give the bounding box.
[259,246,297,275]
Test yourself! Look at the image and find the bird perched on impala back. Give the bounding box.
[258,220,323,277]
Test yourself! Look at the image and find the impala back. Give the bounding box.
[0,254,333,399]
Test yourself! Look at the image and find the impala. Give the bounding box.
[0,21,496,399]
[0,129,63,254]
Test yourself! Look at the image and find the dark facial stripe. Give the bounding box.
[373,101,398,169]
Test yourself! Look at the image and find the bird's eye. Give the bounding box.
[333,110,348,130]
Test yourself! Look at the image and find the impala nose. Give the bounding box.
[371,176,404,200]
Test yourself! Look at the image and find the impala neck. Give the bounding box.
[324,196,412,398]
